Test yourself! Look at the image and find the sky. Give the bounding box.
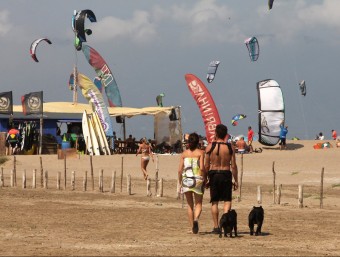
[1,0,340,140]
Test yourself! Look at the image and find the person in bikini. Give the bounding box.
[136,138,154,180]
[178,132,206,234]
[204,124,238,234]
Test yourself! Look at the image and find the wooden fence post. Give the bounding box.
[90,156,94,191]
[272,161,276,204]
[71,171,75,191]
[157,178,163,197]
[99,169,103,192]
[320,167,324,209]
[0,167,4,188]
[276,184,282,204]
[238,153,244,202]
[13,156,17,187]
[32,169,36,189]
[147,178,152,196]
[44,170,48,189]
[127,174,131,195]
[110,170,116,193]
[257,185,262,204]
[10,169,14,187]
[57,172,61,190]
[22,169,26,189]
[298,184,303,208]
[64,154,67,190]
[40,156,43,188]
[83,171,87,192]
[155,154,159,196]
[120,157,123,193]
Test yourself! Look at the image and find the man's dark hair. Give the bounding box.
[215,124,228,140]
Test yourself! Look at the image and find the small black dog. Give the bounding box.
[219,209,238,238]
[248,206,264,236]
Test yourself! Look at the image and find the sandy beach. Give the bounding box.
[0,140,339,256]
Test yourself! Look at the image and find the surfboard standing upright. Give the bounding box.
[82,110,94,155]
[92,111,110,155]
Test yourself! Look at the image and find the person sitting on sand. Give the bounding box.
[136,138,154,180]
[178,132,206,234]
[236,137,248,154]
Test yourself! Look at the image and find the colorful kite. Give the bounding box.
[299,80,306,96]
[30,38,52,62]
[231,114,246,126]
[206,61,220,83]
[244,37,259,62]
[72,9,96,50]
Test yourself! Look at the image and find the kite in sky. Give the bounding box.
[299,80,306,96]
[30,38,52,62]
[206,61,220,83]
[245,37,259,62]
[231,114,246,126]
[268,0,274,10]
[72,9,96,50]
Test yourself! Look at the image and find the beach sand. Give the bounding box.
[0,140,339,256]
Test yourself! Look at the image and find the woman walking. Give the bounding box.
[178,132,206,234]
[136,138,154,180]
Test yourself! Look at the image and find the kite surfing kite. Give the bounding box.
[156,93,165,107]
[30,38,52,62]
[206,61,220,83]
[257,79,285,146]
[268,0,274,10]
[77,73,114,138]
[72,9,97,50]
[231,114,246,126]
[299,80,306,96]
[244,37,259,62]
[82,45,122,107]
[185,74,221,143]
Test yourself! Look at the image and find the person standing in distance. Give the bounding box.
[247,126,254,153]
[279,120,288,150]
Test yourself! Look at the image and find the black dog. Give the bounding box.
[219,209,238,238]
[248,206,264,236]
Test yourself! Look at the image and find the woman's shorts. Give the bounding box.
[208,170,232,202]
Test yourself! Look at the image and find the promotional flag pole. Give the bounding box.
[39,92,44,155]
[39,114,43,155]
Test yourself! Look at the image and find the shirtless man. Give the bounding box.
[204,124,238,234]
[236,137,247,154]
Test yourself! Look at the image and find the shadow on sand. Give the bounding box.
[263,143,304,151]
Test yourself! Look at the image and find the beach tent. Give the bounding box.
[5,102,182,145]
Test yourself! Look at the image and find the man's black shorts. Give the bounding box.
[279,138,286,145]
[208,170,232,202]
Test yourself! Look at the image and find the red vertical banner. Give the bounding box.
[185,74,221,143]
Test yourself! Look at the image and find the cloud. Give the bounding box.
[0,10,12,36]
[169,0,243,44]
[92,10,157,43]
[298,1,340,29]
